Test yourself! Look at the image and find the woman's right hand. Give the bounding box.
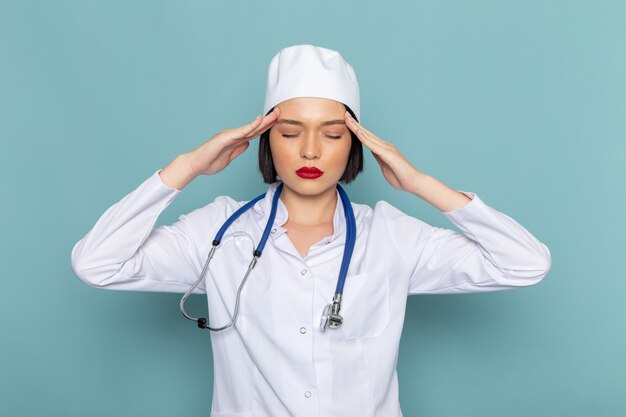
[188,107,281,177]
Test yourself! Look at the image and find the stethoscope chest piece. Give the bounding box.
[319,295,343,332]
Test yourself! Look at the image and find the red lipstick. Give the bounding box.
[296,166,324,179]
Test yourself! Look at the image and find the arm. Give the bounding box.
[343,112,551,295]
[70,110,282,293]
[383,179,552,295]
[70,155,214,293]
[408,171,473,213]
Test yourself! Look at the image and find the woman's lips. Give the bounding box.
[296,166,324,179]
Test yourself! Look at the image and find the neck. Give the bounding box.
[279,182,338,226]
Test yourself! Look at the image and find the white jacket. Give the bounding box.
[71,169,552,417]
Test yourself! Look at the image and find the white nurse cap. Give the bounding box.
[262,44,361,121]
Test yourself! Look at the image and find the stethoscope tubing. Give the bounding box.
[179,181,356,331]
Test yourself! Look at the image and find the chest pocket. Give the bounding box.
[339,271,390,338]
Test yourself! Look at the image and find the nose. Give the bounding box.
[300,132,321,160]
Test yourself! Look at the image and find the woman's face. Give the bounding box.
[269,97,352,196]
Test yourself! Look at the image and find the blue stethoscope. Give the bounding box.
[179,181,357,332]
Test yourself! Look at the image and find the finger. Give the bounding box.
[349,119,392,150]
[222,115,264,140]
[222,107,278,141]
[245,107,280,139]
[346,118,390,155]
[345,112,393,150]
[233,107,280,142]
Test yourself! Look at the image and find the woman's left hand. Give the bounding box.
[344,111,423,193]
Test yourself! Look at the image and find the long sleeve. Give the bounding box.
[70,169,220,293]
[383,191,552,295]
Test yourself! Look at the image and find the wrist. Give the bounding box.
[407,170,431,197]
[159,153,198,191]
[179,152,200,177]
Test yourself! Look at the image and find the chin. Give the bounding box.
[280,175,337,193]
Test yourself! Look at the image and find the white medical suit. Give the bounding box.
[71,168,552,417]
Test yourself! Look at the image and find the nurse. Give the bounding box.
[71,44,552,417]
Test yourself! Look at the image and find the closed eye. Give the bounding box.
[281,134,342,139]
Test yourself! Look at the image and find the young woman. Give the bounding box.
[71,45,551,417]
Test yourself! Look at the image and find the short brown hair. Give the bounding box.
[258,105,363,184]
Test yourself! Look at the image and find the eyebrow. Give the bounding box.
[275,119,346,127]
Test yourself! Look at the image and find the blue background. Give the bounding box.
[1,1,624,416]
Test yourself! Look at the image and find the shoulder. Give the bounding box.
[352,199,434,236]
[351,199,415,222]
[178,194,247,225]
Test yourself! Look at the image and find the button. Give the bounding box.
[271,228,277,234]
[300,269,307,275]
[300,327,307,334]
[325,240,331,245]
[304,391,311,398]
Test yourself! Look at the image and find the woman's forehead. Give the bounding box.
[275,97,346,122]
